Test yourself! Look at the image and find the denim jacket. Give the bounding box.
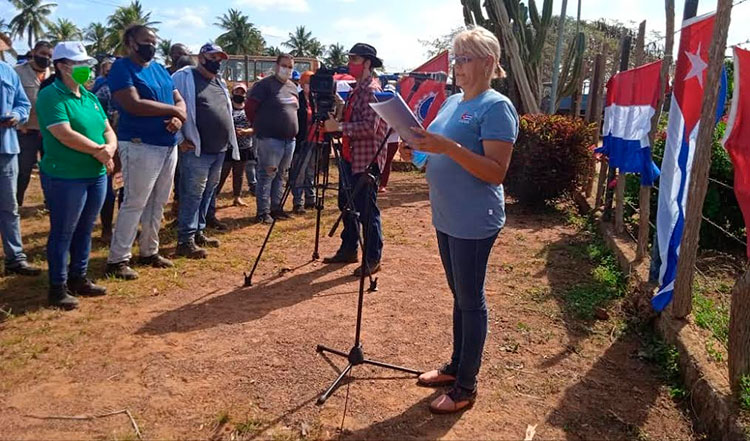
[0,61,31,155]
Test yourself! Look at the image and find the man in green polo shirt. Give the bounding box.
[36,41,116,310]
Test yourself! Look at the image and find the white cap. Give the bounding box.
[52,41,96,65]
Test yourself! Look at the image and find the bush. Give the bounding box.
[624,116,745,253]
[505,114,596,205]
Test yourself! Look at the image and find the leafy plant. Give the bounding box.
[693,291,729,347]
[739,375,750,411]
[506,114,596,205]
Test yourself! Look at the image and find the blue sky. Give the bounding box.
[1,0,748,71]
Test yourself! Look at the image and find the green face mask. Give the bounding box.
[71,65,92,85]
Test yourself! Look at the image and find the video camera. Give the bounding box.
[309,64,348,122]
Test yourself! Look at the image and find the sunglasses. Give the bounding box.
[450,55,476,66]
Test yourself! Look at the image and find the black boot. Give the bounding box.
[48,285,79,310]
[68,277,107,297]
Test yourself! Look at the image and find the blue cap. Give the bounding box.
[292,70,301,80]
[199,43,228,60]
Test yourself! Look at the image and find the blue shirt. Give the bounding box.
[425,89,519,240]
[108,57,177,146]
[0,61,30,155]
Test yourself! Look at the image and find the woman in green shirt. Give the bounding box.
[36,41,117,310]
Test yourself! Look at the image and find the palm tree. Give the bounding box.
[283,26,321,58]
[215,9,265,55]
[106,0,160,55]
[325,43,347,67]
[45,18,82,45]
[157,39,172,64]
[9,0,57,48]
[85,22,112,57]
[264,46,282,57]
[0,19,9,34]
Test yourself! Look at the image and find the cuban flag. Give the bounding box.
[653,12,728,311]
[722,47,750,259]
[399,51,449,127]
[597,60,664,185]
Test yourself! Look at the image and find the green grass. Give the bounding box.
[641,335,688,401]
[564,240,627,321]
[693,291,730,347]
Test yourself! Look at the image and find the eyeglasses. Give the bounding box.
[450,55,476,66]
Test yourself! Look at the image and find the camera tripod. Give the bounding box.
[243,122,377,290]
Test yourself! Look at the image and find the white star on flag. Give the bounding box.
[684,42,709,88]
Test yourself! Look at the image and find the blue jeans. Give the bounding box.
[292,141,316,208]
[256,137,295,216]
[0,154,26,265]
[41,173,107,286]
[177,151,223,243]
[245,159,257,189]
[436,229,499,391]
[338,160,383,264]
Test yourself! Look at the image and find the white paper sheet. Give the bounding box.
[369,94,424,145]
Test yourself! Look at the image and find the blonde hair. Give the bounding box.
[452,26,507,80]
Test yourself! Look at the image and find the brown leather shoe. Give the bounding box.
[417,369,457,388]
[429,386,476,414]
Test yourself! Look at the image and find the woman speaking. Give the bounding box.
[400,26,519,414]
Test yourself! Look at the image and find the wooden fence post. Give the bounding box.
[587,53,606,199]
[603,36,626,218]
[614,36,633,233]
[638,1,675,261]
[672,0,733,318]
[730,267,750,395]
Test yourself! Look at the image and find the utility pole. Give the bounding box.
[548,0,569,114]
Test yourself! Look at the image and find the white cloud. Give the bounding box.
[233,0,310,13]
[258,25,289,41]
[156,6,209,30]
[326,0,462,71]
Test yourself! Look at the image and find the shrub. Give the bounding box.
[506,114,596,205]
[624,117,745,253]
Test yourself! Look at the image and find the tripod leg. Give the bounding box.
[245,142,311,286]
[312,139,323,260]
[317,363,353,405]
[362,358,421,375]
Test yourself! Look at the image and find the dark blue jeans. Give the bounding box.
[436,229,499,391]
[41,173,107,286]
[177,151,223,244]
[338,160,383,264]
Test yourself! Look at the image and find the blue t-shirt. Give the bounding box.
[108,57,177,146]
[425,89,519,240]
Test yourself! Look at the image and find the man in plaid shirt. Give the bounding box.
[323,43,388,276]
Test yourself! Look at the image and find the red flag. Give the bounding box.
[399,51,449,127]
[722,46,750,258]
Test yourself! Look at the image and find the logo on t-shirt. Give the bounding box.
[459,112,474,123]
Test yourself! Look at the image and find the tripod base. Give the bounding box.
[315,344,421,405]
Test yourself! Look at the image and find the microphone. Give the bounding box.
[401,71,449,83]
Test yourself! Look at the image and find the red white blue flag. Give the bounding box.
[399,51,449,127]
[722,47,750,259]
[597,60,664,185]
[653,12,728,311]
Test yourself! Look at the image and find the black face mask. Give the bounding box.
[203,59,222,75]
[33,56,51,69]
[135,43,156,62]
[232,95,245,104]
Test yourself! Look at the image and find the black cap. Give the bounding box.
[348,43,383,68]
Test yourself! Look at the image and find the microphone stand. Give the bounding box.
[315,76,427,405]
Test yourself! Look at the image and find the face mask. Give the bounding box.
[277,66,292,81]
[203,59,222,75]
[347,61,364,78]
[135,43,156,62]
[232,95,245,104]
[71,65,92,85]
[33,56,50,69]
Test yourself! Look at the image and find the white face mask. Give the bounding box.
[277,66,292,81]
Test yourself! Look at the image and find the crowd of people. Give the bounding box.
[0,26,519,415]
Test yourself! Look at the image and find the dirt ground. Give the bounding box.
[1,169,699,440]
